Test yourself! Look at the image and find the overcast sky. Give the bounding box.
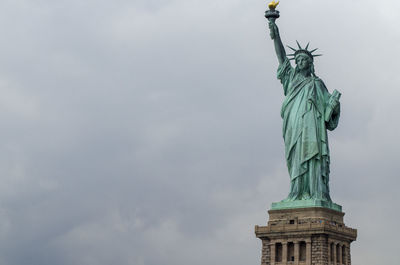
[0,0,398,264]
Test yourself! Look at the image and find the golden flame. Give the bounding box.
[268,1,279,9]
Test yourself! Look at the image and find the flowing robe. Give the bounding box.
[277,58,340,201]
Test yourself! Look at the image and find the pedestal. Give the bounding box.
[255,207,357,265]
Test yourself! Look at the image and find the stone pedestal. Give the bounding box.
[255,207,357,265]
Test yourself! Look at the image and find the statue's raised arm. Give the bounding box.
[269,21,286,65]
[265,1,286,65]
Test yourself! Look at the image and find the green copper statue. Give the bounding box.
[265,3,342,210]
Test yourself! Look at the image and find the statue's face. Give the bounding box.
[295,54,311,71]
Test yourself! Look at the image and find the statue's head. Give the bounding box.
[295,54,312,71]
[288,41,321,77]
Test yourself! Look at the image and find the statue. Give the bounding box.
[265,2,342,210]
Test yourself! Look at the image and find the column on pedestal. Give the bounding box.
[346,244,351,265]
[328,241,332,264]
[294,241,299,265]
[261,239,271,265]
[282,242,288,264]
[306,240,311,265]
[332,242,337,265]
[271,242,276,265]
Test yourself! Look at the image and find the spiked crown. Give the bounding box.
[287,41,322,62]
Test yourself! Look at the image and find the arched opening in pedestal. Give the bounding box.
[275,243,282,262]
[287,242,294,262]
[342,245,346,264]
[299,241,306,262]
[336,244,340,263]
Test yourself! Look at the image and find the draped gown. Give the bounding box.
[277,58,340,202]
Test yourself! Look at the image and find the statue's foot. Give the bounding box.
[282,193,311,202]
[281,197,294,202]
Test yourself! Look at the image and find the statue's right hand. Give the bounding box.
[269,21,278,39]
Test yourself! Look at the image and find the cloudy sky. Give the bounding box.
[0,0,398,264]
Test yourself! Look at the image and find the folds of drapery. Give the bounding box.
[275,58,340,200]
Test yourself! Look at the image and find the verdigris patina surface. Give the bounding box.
[265,2,341,211]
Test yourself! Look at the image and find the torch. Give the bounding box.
[265,1,280,22]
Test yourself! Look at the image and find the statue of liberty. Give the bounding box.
[265,3,342,210]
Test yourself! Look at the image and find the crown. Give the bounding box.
[287,41,322,62]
